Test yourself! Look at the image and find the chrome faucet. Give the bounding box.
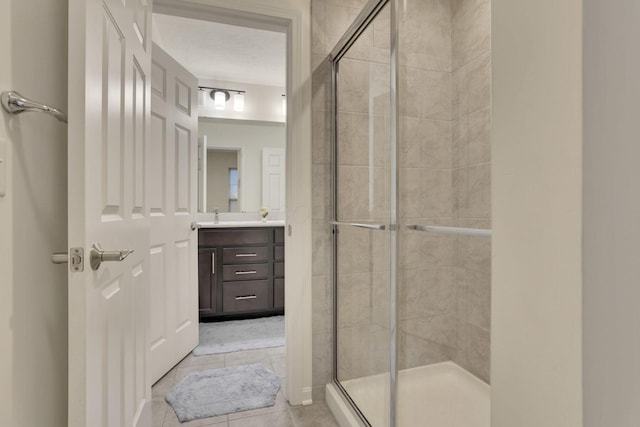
[214,208,219,224]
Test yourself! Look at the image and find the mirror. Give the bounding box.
[198,117,286,213]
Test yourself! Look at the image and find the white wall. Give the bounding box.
[492,0,583,426]
[583,1,640,425]
[0,0,68,426]
[199,117,285,212]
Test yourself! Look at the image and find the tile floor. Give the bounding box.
[152,346,339,427]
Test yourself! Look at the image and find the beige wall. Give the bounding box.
[0,0,69,426]
[583,1,640,425]
[492,0,583,426]
[206,149,238,212]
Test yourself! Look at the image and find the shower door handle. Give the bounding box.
[329,221,386,230]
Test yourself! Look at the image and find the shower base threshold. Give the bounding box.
[326,361,490,427]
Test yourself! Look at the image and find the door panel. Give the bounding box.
[68,0,152,425]
[262,147,285,213]
[149,43,199,384]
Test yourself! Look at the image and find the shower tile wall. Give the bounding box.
[451,0,491,383]
[310,0,492,397]
[397,0,455,373]
[311,0,372,399]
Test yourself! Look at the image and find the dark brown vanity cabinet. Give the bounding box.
[198,227,285,320]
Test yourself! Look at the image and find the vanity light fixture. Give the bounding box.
[281,94,286,115]
[199,86,246,112]
[197,89,208,107]
[213,90,229,110]
[233,93,245,112]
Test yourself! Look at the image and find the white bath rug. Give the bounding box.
[165,363,280,422]
[193,315,284,356]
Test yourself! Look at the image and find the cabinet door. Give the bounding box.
[198,250,216,314]
[274,278,285,309]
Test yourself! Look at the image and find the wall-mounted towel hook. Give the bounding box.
[1,91,67,124]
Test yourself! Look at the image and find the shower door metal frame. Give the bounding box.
[329,0,399,425]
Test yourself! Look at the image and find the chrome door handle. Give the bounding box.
[90,243,134,271]
[235,253,257,257]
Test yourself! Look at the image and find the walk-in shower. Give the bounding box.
[325,0,492,425]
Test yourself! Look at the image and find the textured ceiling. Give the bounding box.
[152,13,286,87]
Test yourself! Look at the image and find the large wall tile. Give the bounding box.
[455,267,491,330]
[398,330,454,370]
[338,59,370,114]
[399,267,455,320]
[399,0,452,72]
[312,109,330,165]
[312,56,332,111]
[312,220,331,276]
[421,119,453,169]
[399,229,454,269]
[337,272,373,328]
[401,315,457,348]
[311,0,326,55]
[312,165,330,220]
[452,0,491,70]
[454,320,490,383]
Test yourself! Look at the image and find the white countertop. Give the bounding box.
[197,220,285,228]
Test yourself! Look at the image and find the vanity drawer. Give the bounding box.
[199,229,270,247]
[223,280,270,312]
[222,263,269,281]
[274,245,284,261]
[223,247,269,264]
[274,261,284,278]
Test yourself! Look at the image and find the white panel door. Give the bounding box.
[149,43,199,384]
[67,0,152,426]
[262,148,286,213]
[198,136,208,213]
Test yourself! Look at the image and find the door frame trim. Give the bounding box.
[154,0,313,406]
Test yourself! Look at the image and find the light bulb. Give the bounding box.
[197,90,207,107]
[234,93,244,112]
[214,91,226,110]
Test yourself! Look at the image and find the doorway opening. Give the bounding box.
[148,6,296,425]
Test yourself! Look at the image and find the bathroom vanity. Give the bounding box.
[198,224,284,321]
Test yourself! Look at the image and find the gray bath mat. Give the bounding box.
[194,315,284,356]
[166,363,280,422]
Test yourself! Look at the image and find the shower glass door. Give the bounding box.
[332,1,394,426]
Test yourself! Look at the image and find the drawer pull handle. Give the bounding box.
[236,253,257,257]
[236,295,257,300]
[235,270,257,275]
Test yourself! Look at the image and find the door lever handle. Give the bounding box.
[90,243,134,271]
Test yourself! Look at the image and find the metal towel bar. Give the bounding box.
[329,221,386,230]
[1,91,68,123]
[407,224,492,238]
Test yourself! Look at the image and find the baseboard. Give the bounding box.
[301,386,313,406]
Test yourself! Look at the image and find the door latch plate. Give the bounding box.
[70,247,84,272]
